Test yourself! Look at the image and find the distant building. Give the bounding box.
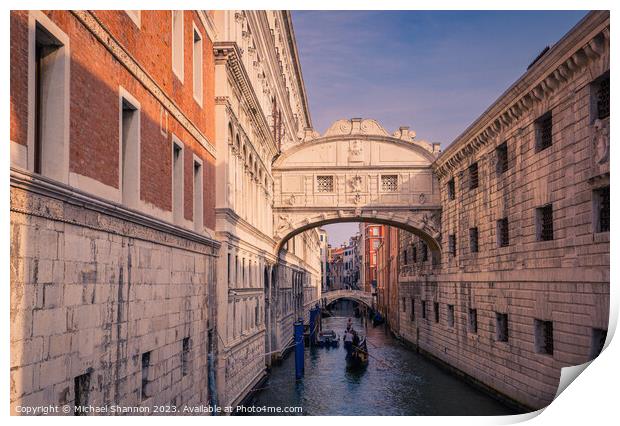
[360,224,384,302]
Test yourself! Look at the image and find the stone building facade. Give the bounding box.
[10,10,220,413]
[211,10,321,408]
[395,11,610,410]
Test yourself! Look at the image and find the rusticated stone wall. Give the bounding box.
[10,177,219,415]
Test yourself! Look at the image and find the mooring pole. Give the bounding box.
[294,318,304,379]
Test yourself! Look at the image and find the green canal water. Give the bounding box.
[243,303,525,416]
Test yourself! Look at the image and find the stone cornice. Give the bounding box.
[10,168,221,252]
[281,11,312,129]
[72,11,217,158]
[214,41,276,154]
[197,10,218,42]
[432,11,609,180]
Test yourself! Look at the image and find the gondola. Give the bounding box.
[346,337,369,369]
[317,330,339,348]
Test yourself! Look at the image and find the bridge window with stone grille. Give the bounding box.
[316,175,334,192]
[447,178,456,200]
[447,304,455,328]
[448,234,457,256]
[469,227,479,253]
[536,204,554,241]
[535,319,554,355]
[468,309,478,334]
[592,72,610,120]
[496,142,509,175]
[468,163,479,190]
[381,175,398,192]
[421,242,428,262]
[497,217,510,247]
[594,186,610,233]
[496,313,509,342]
[535,111,553,152]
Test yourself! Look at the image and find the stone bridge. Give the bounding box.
[272,118,443,253]
[321,289,373,308]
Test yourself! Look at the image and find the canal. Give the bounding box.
[243,302,524,416]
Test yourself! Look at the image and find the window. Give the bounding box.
[412,246,418,263]
[496,142,509,175]
[410,298,415,321]
[421,301,427,319]
[31,17,69,183]
[421,242,428,262]
[496,313,508,342]
[592,72,610,120]
[447,304,455,328]
[469,227,479,253]
[141,351,151,400]
[172,141,184,224]
[535,319,554,355]
[434,302,440,323]
[447,178,456,200]
[181,337,191,376]
[448,234,456,257]
[468,163,479,189]
[590,328,607,359]
[172,11,184,81]
[536,204,554,241]
[74,372,91,416]
[381,175,398,192]
[594,186,610,233]
[317,175,334,192]
[497,218,509,247]
[120,95,140,207]
[402,298,406,313]
[402,249,408,265]
[227,253,231,285]
[372,240,380,250]
[193,160,203,231]
[468,309,478,334]
[192,26,203,104]
[370,227,379,237]
[535,112,553,152]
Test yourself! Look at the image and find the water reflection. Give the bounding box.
[243,302,523,416]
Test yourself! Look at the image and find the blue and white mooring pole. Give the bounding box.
[294,318,304,379]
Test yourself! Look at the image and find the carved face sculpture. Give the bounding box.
[594,119,610,165]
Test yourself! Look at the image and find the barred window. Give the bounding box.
[469,227,479,253]
[496,313,509,342]
[594,73,610,120]
[316,175,334,192]
[535,319,554,355]
[421,301,427,319]
[594,186,610,233]
[381,175,398,192]
[421,242,428,262]
[434,302,440,323]
[410,298,415,321]
[536,204,554,241]
[497,217,509,247]
[496,142,509,175]
[590,328,607,359]
[412,246,417,263]
[447,178,456,200]
[448,234,457,256]
[468,309,478,334]
[468,163,479,189]
[535,112,553,152]
[447,304,455,328]
[402,249,408,265]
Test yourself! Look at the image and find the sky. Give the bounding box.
[291,10,588,247]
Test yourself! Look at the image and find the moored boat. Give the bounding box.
[317,330,339,348]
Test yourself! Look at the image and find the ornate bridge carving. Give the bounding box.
[322,289,373,308]
[272,118,443,252]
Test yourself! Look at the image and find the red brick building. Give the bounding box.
[10,10,220,413]
[376,226,400,330]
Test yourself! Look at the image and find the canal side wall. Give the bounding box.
[394,12,610,411]
[10,179,219,414]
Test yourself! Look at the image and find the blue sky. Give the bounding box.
[291,10,588,246]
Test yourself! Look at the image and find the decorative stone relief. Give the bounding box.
[349,174,363,193]
[348,141,363,163]
[593,118,610,164]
